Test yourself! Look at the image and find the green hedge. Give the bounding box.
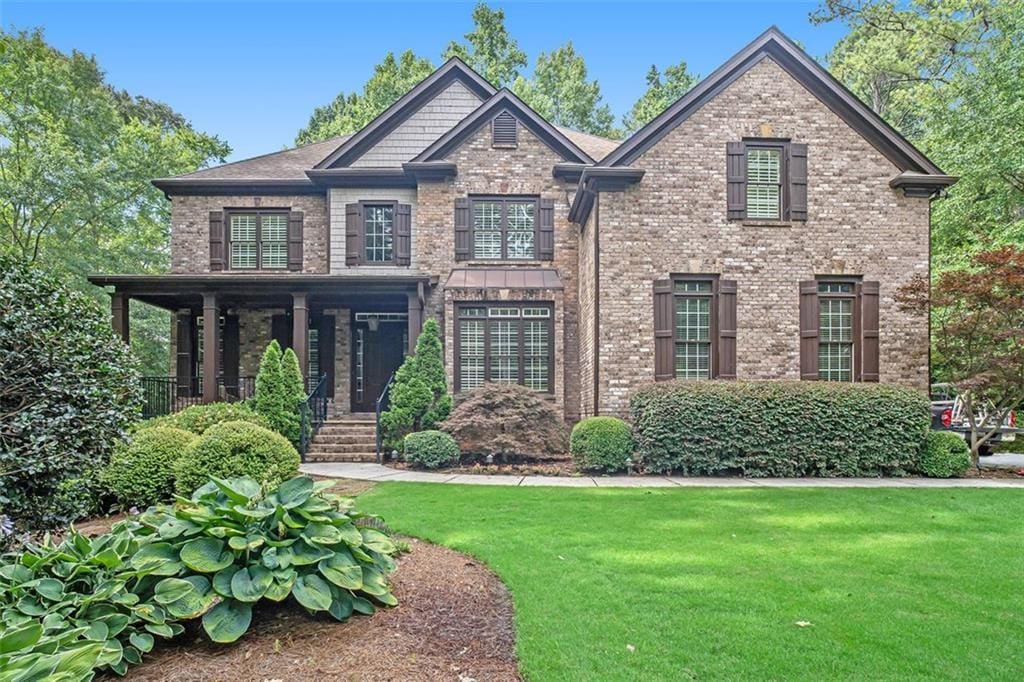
[570,417,634,473]
[104,426,197,507]
[174,421,300,494]
[404,430,460,469]
[918,431,971,478]
[139,402,270,436]
[630,381,930,477]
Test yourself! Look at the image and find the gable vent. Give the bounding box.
[492,111,518,147]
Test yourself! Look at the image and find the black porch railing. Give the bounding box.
[139,376,256,418]
[375,370,397,463]
[299,374,329,461]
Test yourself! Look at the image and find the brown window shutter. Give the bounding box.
[653,279,675,381]
[789,143,808,221]
[454,197,471,261]
[345,203,361,266]
[716,280,738,379]
[394,203,412,266]
[175,312,194,396]
[538,197,555,260]
[209,211,225,271]
[271,313,292,352]
[221,314,240,397]
[799,281,819,380]
[860,281,880,382]
[726,142,746,220]
[317,315,336,397]
[287,211,304,271]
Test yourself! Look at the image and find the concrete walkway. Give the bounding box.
[301,462,1024,488]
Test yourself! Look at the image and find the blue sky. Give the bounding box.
[3,1,848,163]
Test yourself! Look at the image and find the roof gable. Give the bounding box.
[413,89,595,164]
[315,58,496,169]
[603,26,946,175]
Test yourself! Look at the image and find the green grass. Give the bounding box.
[359,484,1024,681]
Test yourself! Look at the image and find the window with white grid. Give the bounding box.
[307,327,319,380]
[472,198,537,259]
[229,214,258,269]
[818,291,853,382]
[746,147,782,219]
[229,212,289,269]
[456,305,552,392]
[260,214,288,269]
[674,285,711,380]
[363,204,394,263]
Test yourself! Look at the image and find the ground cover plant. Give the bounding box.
[631,380,930,476]
[360,483,1024,680]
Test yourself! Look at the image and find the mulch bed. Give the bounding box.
[103,539,519,681]
[388,459,575,477]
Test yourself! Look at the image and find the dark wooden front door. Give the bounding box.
[351,319,406,412]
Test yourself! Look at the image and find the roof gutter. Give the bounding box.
[568,167,645,224]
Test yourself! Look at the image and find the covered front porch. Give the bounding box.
[88,274,432,416]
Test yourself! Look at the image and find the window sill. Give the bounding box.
[740,219,799,228]
[461,260,549,266]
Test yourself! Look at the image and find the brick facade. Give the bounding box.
[170,194,329,274]
[590,57,930,416]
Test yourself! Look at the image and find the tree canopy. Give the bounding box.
[622,61,698,134]
[443,2,526,88]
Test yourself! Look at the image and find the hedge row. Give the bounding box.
[630,380,931,477]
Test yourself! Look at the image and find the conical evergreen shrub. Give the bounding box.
[381,318,452,450]
[252,340,303,448]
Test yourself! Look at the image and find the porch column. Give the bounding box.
[292,292,309,384]
[407,289,423,355]
[111,292,130,344]
[202,292,219,404]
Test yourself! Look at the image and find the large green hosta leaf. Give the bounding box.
[179,538,233,573]
[318,552,362,590]
[201,600,252,644]
[230,566,272,602]
[275,476,314,508]
[291,574,332,611]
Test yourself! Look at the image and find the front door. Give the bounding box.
[351,316,406,412]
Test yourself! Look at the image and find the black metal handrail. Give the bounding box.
[139,375,255,418]
[375,371,397,463]
[299,373,329,462]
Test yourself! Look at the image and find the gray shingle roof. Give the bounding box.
[170,135,353,181]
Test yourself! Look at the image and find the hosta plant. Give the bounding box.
[0,525,186,680]
[134,475,398,644]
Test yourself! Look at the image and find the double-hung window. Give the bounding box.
[817,281,855,381]
[456,304,553,393]
[228,211,288,270]
[362,203,395,263]
[674,280,714,379]
[472,197,537,260]
[745,144,784,220]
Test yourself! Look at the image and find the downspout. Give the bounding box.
[593,192,601,416]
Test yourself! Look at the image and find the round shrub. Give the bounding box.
[918,431,971,478]
[441,383,569,460]
[0,254,141,530]
[138,402,270,435]
[104,426,197,507]
[404,430,461,469]
[571,417,634,473]
[174,421,300,495]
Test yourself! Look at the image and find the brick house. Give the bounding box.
[90,27,955,427]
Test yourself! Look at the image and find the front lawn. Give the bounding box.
[359,484,1024,680]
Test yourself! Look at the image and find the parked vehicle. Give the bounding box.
[930,383,1019,456]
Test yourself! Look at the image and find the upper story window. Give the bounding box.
[344,201,411,266]
[228,211,288,270]
[363,203,395,263]
[727,140,807,222]
[472,197,537,260]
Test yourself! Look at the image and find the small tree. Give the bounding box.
[252,340,302,448]
[381,319,452,449]
[898,245,1024,465]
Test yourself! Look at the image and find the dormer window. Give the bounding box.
[492,111,518,148]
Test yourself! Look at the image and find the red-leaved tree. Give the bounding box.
[898,246,1024,465]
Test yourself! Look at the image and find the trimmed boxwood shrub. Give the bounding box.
[104,426,197,507]
[441,383,569,460]
[918,431,971,478]
[571,417,634,473]
[404,430,461,469]
[139,402,270,435]
[631,380,930,477]
[174,421,300,494]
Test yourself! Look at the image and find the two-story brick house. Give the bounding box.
[90,27,955,425]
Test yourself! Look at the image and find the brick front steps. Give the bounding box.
[304,413,379,463]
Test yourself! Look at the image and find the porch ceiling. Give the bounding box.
[87,273,433,312]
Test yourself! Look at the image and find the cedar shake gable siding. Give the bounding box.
[590,56,930,416]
